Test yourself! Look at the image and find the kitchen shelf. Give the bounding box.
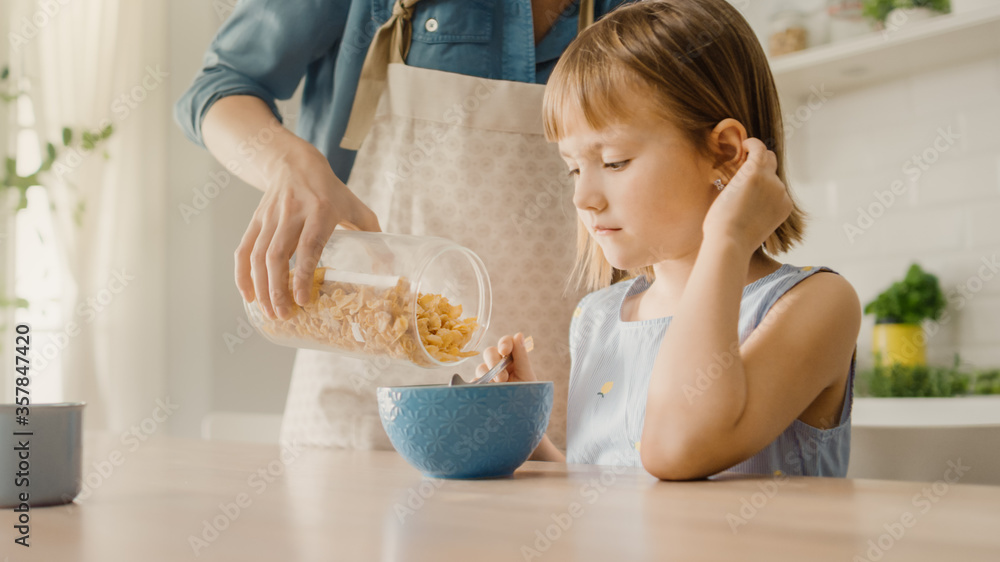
[770,5,1000,100]
[852,396,1000,428]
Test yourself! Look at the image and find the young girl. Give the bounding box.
[475,0,861,480]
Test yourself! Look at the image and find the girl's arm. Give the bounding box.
[639,141,861,481]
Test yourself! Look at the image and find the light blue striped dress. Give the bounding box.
[565,263,855,478]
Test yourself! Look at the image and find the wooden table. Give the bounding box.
[8,432,1000,561]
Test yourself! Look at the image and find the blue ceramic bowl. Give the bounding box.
[376,381,553,479]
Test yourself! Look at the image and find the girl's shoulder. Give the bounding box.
[743,263,851,304]
[574,276,643,320]
[740,263,860,340]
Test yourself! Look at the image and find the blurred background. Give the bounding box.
[1,0,999,483]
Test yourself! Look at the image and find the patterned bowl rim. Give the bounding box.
[376,381,553,392]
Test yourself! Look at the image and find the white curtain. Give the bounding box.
[15,0,168,430]
[0,2,13,405]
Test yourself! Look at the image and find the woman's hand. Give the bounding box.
[234,138,381,320]
[701,138,793,257]
[475,333,536,383]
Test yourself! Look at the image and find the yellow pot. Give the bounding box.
[872,323,926,367]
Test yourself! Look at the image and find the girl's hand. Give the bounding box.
[234,138,381,321]
[702,138,793,257]
[475,333,536,383]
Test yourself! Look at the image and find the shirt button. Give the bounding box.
[425,18,438,32]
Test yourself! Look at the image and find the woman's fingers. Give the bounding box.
[266,217,304,320]
[251,219,279,320]
[345,193,382,233]
[235,219,262,303]
[292,216,332,307]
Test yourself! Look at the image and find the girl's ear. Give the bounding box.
[708,118,748,182]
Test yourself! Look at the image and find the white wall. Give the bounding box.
[166,1,298,437]
[781,51,1000,371]
[735,0,1000,372]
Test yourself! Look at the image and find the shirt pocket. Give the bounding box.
[372,0,494,41]
[372,0,495,78]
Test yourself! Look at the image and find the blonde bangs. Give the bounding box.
[542,35,641,143]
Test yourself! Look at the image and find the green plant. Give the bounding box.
[1,64,114,356]
[862,0,951,23]
[972,369,1000,395]
[858,363,969,397]
[863,263,945,324]
[856,354,1000,397]
[0,297,28,309]
[1,65,113,214]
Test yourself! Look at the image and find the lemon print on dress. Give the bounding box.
[593,382,614,415]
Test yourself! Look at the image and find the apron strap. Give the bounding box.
[340,0,597,150]
[341,0,422,150]
[578,0,594,33]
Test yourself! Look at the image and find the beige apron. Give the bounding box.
[280,0,594,451]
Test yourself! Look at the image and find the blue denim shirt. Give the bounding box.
[174,0,630,182]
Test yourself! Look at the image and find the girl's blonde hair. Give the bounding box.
[543,0,807,292]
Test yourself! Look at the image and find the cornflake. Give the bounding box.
[256,267,479,366]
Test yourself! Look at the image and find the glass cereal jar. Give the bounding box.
[244,231,492,368]
[768,9,809,57]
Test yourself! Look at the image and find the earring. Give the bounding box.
[713,179,725,191]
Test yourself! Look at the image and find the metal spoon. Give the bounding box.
[449,336,534,386]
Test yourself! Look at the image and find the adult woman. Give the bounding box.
[175,0,630,449]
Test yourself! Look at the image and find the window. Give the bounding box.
[2,86,66,403]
